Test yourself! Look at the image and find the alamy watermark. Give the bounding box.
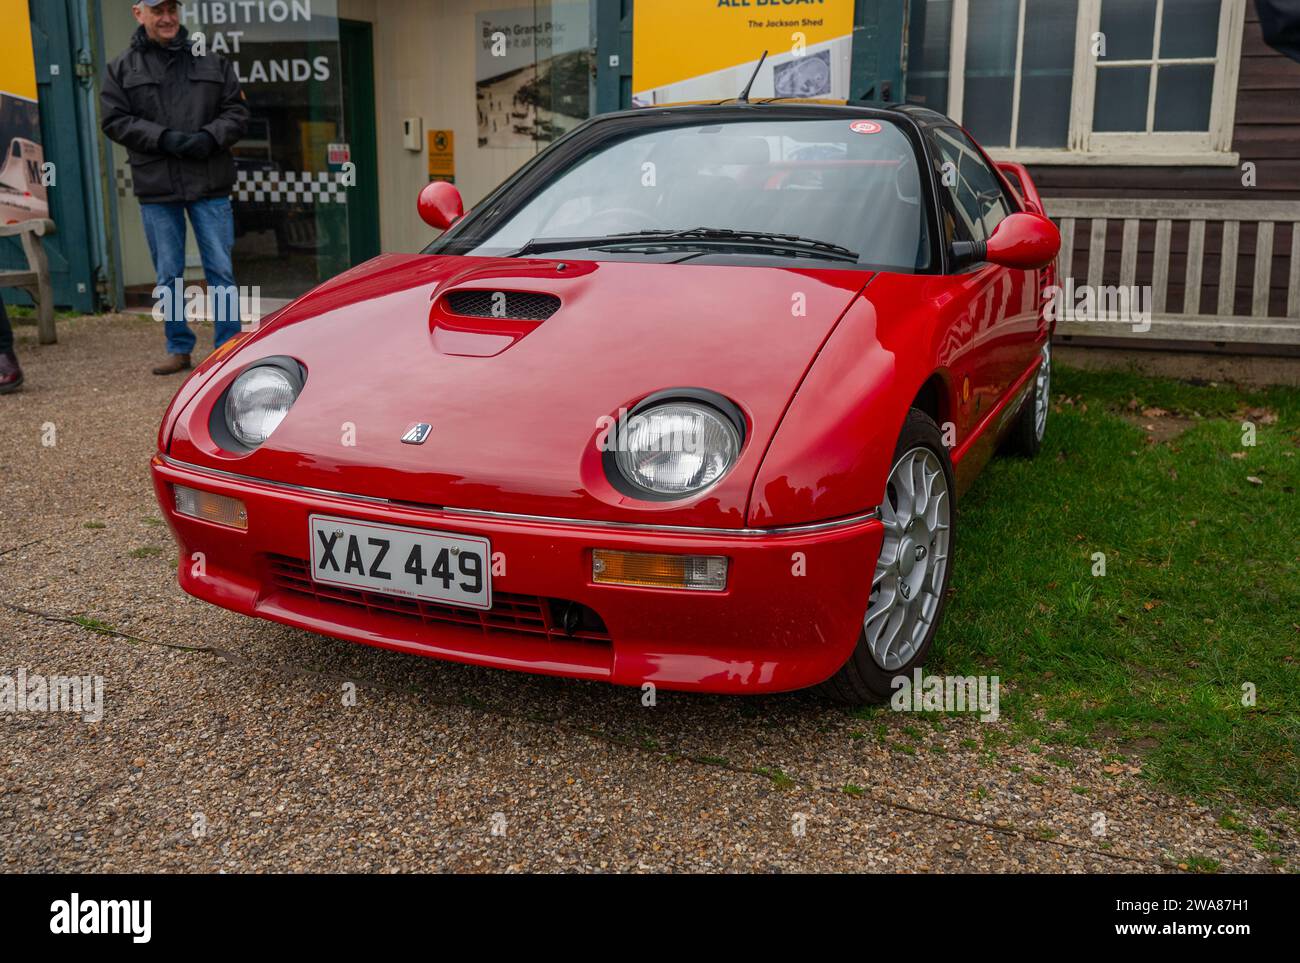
[1043,279,1152,333]
[151,280,261,325]
[890,669,1000,722]
[1,669,103,722]
[595,408,707,455]
[50,894,150,943]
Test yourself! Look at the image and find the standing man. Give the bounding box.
[101,0,250,375]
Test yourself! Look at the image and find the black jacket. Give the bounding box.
[1257,0,1300,63]
[101,26,250,204]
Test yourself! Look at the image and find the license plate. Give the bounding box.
[308,515,492,610]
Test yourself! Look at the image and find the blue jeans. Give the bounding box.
[140,196,242,356]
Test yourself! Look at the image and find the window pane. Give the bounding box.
[1099,0,1157,60]
[1159,0,1220,57]
[933,127,1010,242]
[963,0,1019,146]
[1153,63,1214,130]
[905,0,952,112]
[1093,66,1150,130]
[1017,0,1077,147]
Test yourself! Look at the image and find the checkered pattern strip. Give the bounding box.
[233,170,347,204]
[115,167,345,205]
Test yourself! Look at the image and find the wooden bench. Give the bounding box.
[1048,199,1300,348]
[0,218,58,345]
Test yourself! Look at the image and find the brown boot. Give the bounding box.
[0,350,22,394]
[152,353,192,376]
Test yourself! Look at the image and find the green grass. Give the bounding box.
[71,615,117,636]
[755,766,797,789]
[5,305,83,324]
[1179,855,1223,874]
[930,365,1298,807]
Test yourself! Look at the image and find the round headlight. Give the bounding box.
[614,402,741,496]
[225,364,300,448]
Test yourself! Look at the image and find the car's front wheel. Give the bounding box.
[819,409,955,705]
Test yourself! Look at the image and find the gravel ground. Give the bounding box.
[1,314,1295,873]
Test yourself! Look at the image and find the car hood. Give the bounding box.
[168,253,873,528]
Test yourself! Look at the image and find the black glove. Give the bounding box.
[178,131,217,160]
[159,130,189,157]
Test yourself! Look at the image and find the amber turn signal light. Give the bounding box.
[592,549,727,591]
[173,485,248,530]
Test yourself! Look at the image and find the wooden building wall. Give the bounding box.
[1032,7,1300,325]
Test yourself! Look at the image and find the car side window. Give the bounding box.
[930,127,1011,244]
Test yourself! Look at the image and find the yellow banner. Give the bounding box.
[0,0,38,101]
[633,0,854,105]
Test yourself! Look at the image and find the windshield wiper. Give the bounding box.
[508,227,859,262]
[508,231,696,257]
[635,227,860,261]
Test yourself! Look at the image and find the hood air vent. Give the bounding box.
[444,290,560,321]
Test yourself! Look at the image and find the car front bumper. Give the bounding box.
[151,455,884,694]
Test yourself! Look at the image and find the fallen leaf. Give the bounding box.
[1247,476,1264,486]
[1245,407,1278,425]
[1231,451,1246,460]
[1141,406,1169,417]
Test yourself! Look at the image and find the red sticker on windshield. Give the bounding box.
[850,120,883,134]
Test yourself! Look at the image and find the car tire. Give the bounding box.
[818,408,956,706]
[1005,341,1052,458]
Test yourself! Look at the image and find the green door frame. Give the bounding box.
[339,18,380,263]
[1,0,97,313]
[850,0,908,104]
[595,0,633,114]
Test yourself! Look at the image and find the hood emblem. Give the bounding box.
[401,423,432,445]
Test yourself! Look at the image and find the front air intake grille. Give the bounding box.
[443,290,560,321]
[266,555,610,644]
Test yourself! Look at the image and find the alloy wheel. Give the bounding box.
[1034,342,1052,441]
[864,447,952,671]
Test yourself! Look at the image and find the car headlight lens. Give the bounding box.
[614,403,741,496]
[225,364,301,447]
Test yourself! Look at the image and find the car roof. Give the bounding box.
[598,99,957,130]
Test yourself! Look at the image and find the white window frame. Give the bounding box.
[943,0,1245,166]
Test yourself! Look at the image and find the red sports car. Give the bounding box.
[152,101,1059,703]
